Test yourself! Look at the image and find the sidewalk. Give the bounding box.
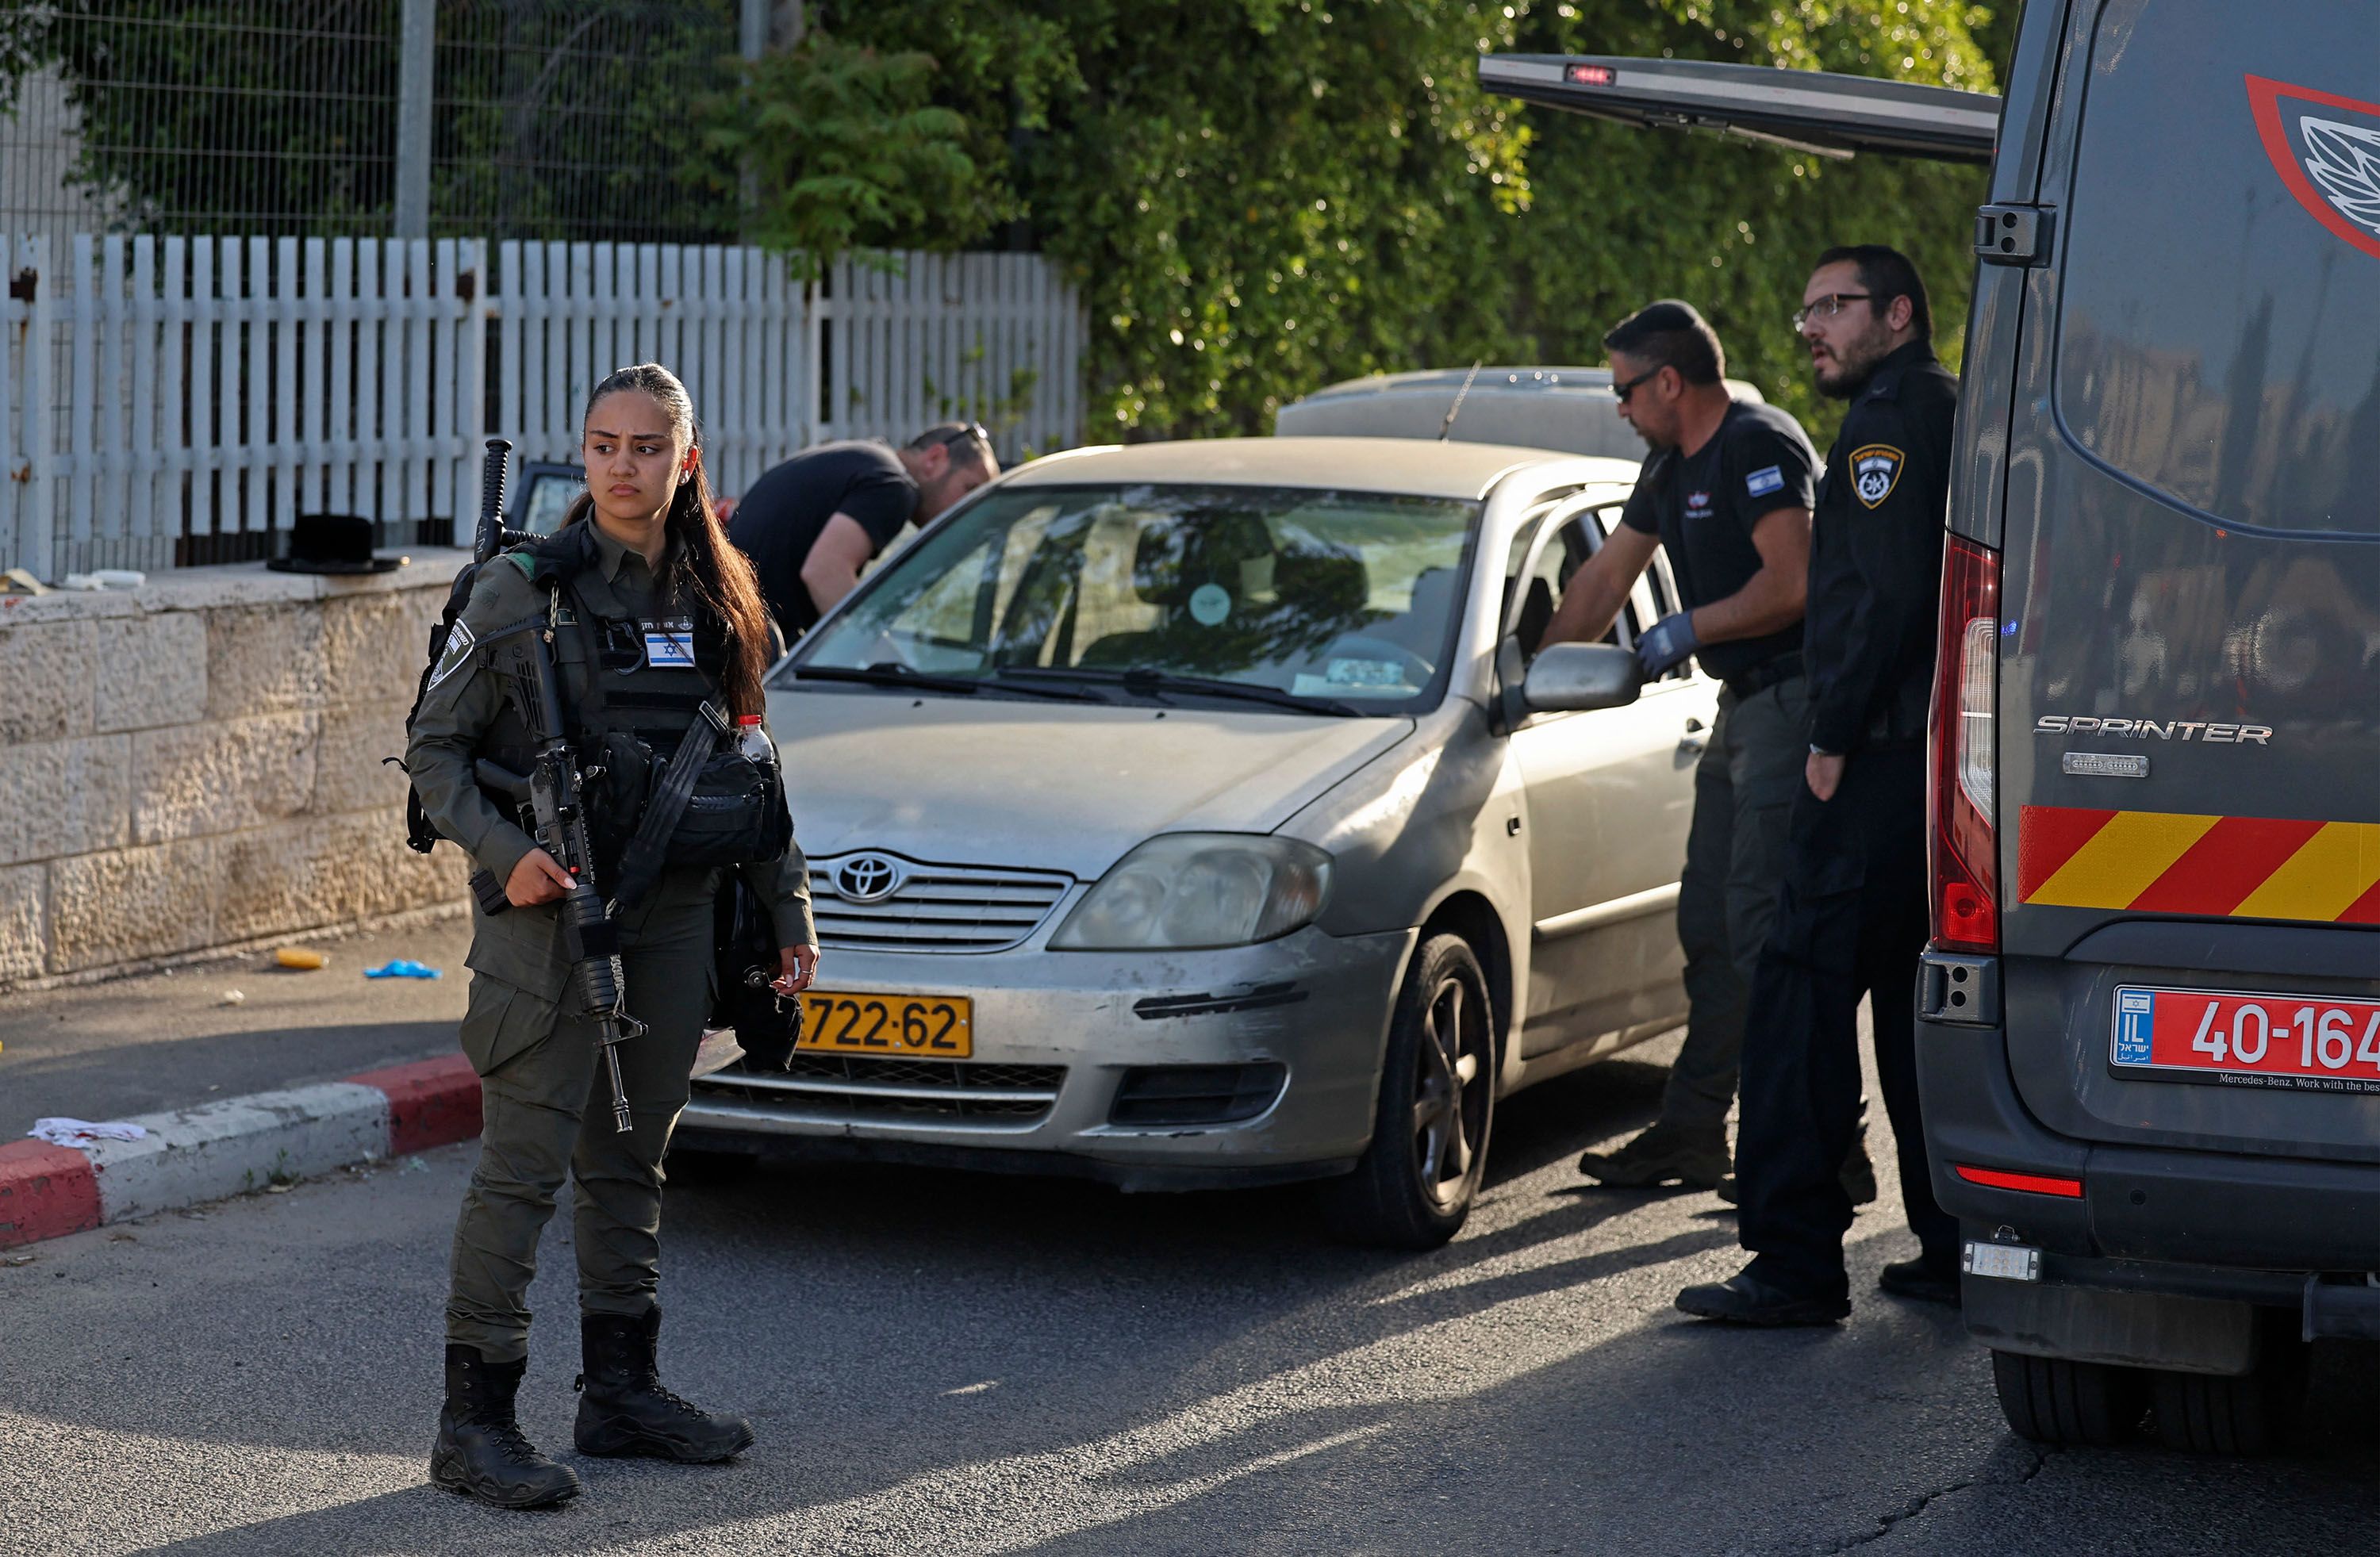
[1,915,483,1249]
[1,917,472,1142]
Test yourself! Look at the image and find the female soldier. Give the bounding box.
[407,362,818,1509]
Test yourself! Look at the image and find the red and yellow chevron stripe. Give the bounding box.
[2018,806,2380,924]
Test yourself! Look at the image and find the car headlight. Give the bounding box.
[1050,834,1333,950]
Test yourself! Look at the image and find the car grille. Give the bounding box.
[809,853,1073,953]
[690,1056,1067,1125]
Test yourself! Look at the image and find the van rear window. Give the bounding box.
[2059,2,2380,537]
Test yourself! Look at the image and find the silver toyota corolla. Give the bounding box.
[678,436,1720,1245]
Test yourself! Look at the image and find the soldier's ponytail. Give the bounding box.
[569,363,774,718]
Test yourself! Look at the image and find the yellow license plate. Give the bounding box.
[796,991,973,1058]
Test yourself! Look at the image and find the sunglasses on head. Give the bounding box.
[938,421,993,455]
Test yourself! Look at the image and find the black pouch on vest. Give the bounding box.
[660,746,793,869]
[711,873,802,1070]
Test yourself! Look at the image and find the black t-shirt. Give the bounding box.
[726,440,919,637]
[1619,400,1818,683]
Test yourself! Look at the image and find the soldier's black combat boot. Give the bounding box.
[574,1308,755,1463]
[429,1344,583,1509]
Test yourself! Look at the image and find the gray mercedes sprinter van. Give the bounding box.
[1491,2,2380,1453]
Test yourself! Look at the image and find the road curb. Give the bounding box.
[1,1054,481,1251]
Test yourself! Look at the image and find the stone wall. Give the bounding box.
[0,552,478,988]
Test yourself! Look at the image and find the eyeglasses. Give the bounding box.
[1612,366,1664,406]
[1792,293,1873,330]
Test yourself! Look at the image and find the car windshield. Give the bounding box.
[783,482,1480,715]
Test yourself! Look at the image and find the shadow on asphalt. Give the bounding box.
[114,1050,2380,1555]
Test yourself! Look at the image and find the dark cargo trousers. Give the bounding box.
[1735,744,1959,1298]
[446,898,712,1363]
[1660,675,1810,1135]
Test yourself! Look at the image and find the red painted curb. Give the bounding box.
[0,1139,102,1250]
[349,1055,483,1155]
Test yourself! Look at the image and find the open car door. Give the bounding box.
[1478,54,1998,164]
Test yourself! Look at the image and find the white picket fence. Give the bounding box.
[0,235,1086,576]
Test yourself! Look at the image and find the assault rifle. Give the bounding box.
[472,622,643,1133]
[464,437,639,1134]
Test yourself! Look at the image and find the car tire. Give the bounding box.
[1320,934,1496,1251]
[2148,1336,2305,1455]
[1990,1349,2144,1446]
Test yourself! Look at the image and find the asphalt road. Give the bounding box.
[6,1034,2378,1556]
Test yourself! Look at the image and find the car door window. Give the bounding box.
[1510,501,1641,665]
[1599,500,1693,684]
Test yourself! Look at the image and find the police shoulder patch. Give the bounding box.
[1848,444,1905,509]
[426,619,478,692]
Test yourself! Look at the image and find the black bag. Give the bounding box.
[711,873,803,1071]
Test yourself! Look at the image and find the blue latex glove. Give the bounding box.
[365,959,442,980]
[1635,611,1701,678]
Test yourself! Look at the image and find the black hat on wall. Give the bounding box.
[267,513,403,574]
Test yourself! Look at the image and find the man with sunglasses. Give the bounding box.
[727,423,1000,642]
[1677,245,1962,1326]
[1540,300,1837,1197]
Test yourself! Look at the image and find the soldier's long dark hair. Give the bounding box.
[562,363,773,718]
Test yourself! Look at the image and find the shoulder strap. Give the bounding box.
[609,697,730,911]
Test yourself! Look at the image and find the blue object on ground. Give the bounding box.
[364,960,442,980]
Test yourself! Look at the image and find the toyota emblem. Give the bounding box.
[835,854,903,903]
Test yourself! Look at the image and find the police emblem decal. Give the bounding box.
[1848,444,1904,509]
[2248,74,2380,261]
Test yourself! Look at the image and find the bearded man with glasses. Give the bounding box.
[1537,300,1852,1198]
[727,423,1001,643]
[1677,244,1964,1327]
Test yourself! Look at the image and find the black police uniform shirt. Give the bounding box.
[726,440,919,639]
[1804,339,1960,755]
[1619,399,1818,684]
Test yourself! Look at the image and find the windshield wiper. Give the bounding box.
[790,663,1107,702]
[1004,665,1361,716]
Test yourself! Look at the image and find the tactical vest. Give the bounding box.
[402,521,789,900]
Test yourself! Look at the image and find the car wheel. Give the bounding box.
[1321,933,1495,1251]
[1990,1349,2145,1446]
[2148,1334,2305,1455]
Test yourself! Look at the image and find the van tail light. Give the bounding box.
[1929,535,2001,953]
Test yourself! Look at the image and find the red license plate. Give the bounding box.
[2111,985,2380,1095]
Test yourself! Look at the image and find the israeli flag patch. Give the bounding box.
[642,619,697,669]
[1745,464,1785,497]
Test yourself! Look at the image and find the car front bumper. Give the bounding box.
[677,925,1415,1191]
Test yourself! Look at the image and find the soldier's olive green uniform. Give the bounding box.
[407,521,812,1363]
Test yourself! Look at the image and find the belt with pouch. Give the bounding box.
[1722,652,1803,704]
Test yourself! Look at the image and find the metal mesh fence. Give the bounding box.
[0,2,743,242]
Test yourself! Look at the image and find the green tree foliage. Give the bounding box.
[813,0,2002,443]
[696,37,975,275]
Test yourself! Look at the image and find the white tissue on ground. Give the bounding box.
[29,1117,151,1145]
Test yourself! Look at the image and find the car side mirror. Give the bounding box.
[1522,642,1642,714]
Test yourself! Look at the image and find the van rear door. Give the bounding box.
[1476,54,1998,162]
[1984,1,2380,1168]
